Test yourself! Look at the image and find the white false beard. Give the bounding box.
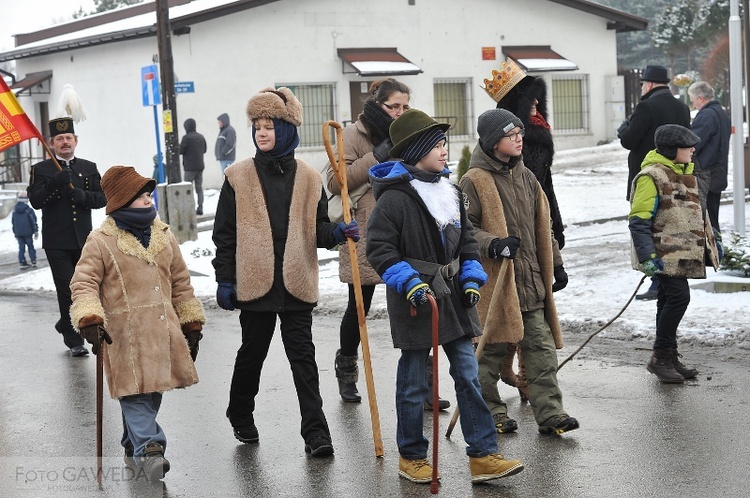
[410,177,460,229]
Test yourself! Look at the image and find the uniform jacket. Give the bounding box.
[366,161,483,350]
[28,157,107,250]
[69,217,206,399]
[459,144,563,347]
[180,118,207,172]
[12,201,37,237]
[215,113,236,162]
[212,155,341,312]
[619,86,691,200]
[325,119,381,285]
[691,100,731,192]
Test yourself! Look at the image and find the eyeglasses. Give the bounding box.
[504,130,525,142]
[380,102,410,112]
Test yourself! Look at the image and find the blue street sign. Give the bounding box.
[141,65,161,107]
[175,81,195,94]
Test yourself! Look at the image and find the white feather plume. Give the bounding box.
[55,84,87,122]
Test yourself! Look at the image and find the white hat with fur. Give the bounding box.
[246,87,303,126]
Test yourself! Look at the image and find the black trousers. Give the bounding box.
[339,284,376,356]
[227,310,330,443]
[654,275,691,350]
[45,248,84,348]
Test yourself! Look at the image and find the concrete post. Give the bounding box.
[156,181,197,243]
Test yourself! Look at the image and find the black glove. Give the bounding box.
[53,169,72,187]
[79,324,112,355]
[372,139,393,163]
[333,220,360,244]
[552,265,568,292]
[216,282,237,311]
[617,117,630,138]
[489,236,521,259]
[462,281,481,308]
[68,188,87,204]
[405,278,435,308]
[184,329,203,362]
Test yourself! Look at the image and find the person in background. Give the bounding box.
[628,124,720,383]
[618,64,691,301]
[460,109,577,437]
[215,112,237,175]
[367,109,524,485]
[179,118,207,215]
[70,165,206,481]
[212,87,359,458]
[11,190,38,270]
[28,117,107,357]
[688,81,731,235]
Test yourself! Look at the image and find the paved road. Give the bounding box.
[1,292,748,497]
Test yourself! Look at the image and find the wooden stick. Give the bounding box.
[96,335,104,488]
[426,294,440,494]
[322,120,384,458]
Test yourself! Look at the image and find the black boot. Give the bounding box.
[424,355,451,411]
[670,349,698,379]
[636,278,658,301]
[335,350,361,403]
[646,348,685,383]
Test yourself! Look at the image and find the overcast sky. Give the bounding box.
[1,0,96,53]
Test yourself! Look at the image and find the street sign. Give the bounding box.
[175,81,195,94]
[141,65,161,107]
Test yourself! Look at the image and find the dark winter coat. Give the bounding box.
[691,100,731,192]
[179,118,207,172]
[28,157,107,250]
[619,86,691,200]
[12,201,37,237]
[366,161,483,350]
[215,113,236,162]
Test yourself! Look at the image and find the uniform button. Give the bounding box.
[73,218,77,221]
[154,286,160,292]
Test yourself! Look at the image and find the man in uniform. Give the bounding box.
[28,117,107,356]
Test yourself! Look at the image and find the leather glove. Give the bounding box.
[79,324,112,355]
[53,169,71,187]
[216,282,237,311]
[372,139,393,163]
[462,281,481,308]
[68,188,87,204]
[405,277,435,308]
[640,257,665,277]
[552,265,568,292]
[183,329,203,362]
[617,117,630,138]
[489,236,521,259]
[333,220,360,244]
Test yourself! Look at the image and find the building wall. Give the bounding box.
[14,0,621,189]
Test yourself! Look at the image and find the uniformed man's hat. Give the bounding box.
[48,117,75,137]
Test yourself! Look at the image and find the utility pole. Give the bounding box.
[155,0,181,183]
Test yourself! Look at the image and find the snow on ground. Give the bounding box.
[1,142,748,347]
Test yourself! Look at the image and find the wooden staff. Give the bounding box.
[426,294,441,494]
[96,331,104,488]
[322,120,384,458]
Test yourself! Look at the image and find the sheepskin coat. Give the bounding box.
[70,217,206,399]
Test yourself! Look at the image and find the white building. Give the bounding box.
[1,0,646,188]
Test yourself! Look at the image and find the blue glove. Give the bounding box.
[552,265,568,292]
[405,277,435,308]
[333,219,360,244]
[640,257,665,277]
[462,281,481,308]
[489,236,521,259]
[714,229,724,261]
[216,282,237,311]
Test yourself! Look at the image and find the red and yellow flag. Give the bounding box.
[0,78,43,153]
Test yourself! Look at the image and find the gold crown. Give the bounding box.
[481,59,527,103]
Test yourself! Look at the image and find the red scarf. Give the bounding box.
[529,111,551,130]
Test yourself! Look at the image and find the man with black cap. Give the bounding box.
[628,124,720,383]
[618,64,691,300]
[28,117,107,357]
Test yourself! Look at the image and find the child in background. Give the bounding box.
[11,191,38,269]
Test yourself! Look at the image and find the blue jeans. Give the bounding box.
[220,160,232,174]
[120,392,166,459]
[396,336,497,459]
[16,235,36,265]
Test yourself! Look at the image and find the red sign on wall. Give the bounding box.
[482,47,496,61]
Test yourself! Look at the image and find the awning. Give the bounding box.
[337,48,422,77]
[502,46,578,72]
[10,70,53,95]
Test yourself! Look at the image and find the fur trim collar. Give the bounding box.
[98,217,169,263]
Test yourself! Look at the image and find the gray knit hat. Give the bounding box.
[654,124,700,160]
[477,109,524,149]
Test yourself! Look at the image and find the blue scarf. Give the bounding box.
[253,118,299,160]
[111,207,157,248]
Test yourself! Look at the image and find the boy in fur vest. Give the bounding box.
[459,109,578,436]
[629,124,720,383]
[366,109,524,485]
[70,166,206,481]
[212,87,359,457]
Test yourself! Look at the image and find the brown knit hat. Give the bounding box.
[246,87,303,126]
[101,166,156,214]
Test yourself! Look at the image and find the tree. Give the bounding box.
[652,0,702,71]
[92,0,144,13]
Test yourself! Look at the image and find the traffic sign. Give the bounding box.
[141,65,161,107]
[175,81,195,94]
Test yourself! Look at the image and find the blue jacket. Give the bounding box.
[12,201,38,237]
[692,100,731,192]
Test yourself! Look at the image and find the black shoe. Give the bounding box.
[538,415,579,435]
[305,436,334,457]
[493,413,519,434]
[70,345,89,357]
[636,289,658,300]
[233,424,259,444]
[424,398,451,411]
[196,208,203,215]
[123,441,136,467]
[338,382,362,403]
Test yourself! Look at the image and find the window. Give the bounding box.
[433,78,473,137]
[551,74,589,133]
[283,83,336,147]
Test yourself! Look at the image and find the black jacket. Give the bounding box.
[179,118,207,172]
[215,113,236,162]
[692,100,731,192]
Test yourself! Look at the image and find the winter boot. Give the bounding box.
[646,348,685,383]
[469,453,524,483]
[538,414,580,435]
[493,413,518,434]
[670,349,698,379]
[424,355,450,411]
[636,278,659,301]
[399,456,438,483]
[515,350,530,403]
[499,343,519,387]
[141,442,170,481]
[335,350,361,403]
